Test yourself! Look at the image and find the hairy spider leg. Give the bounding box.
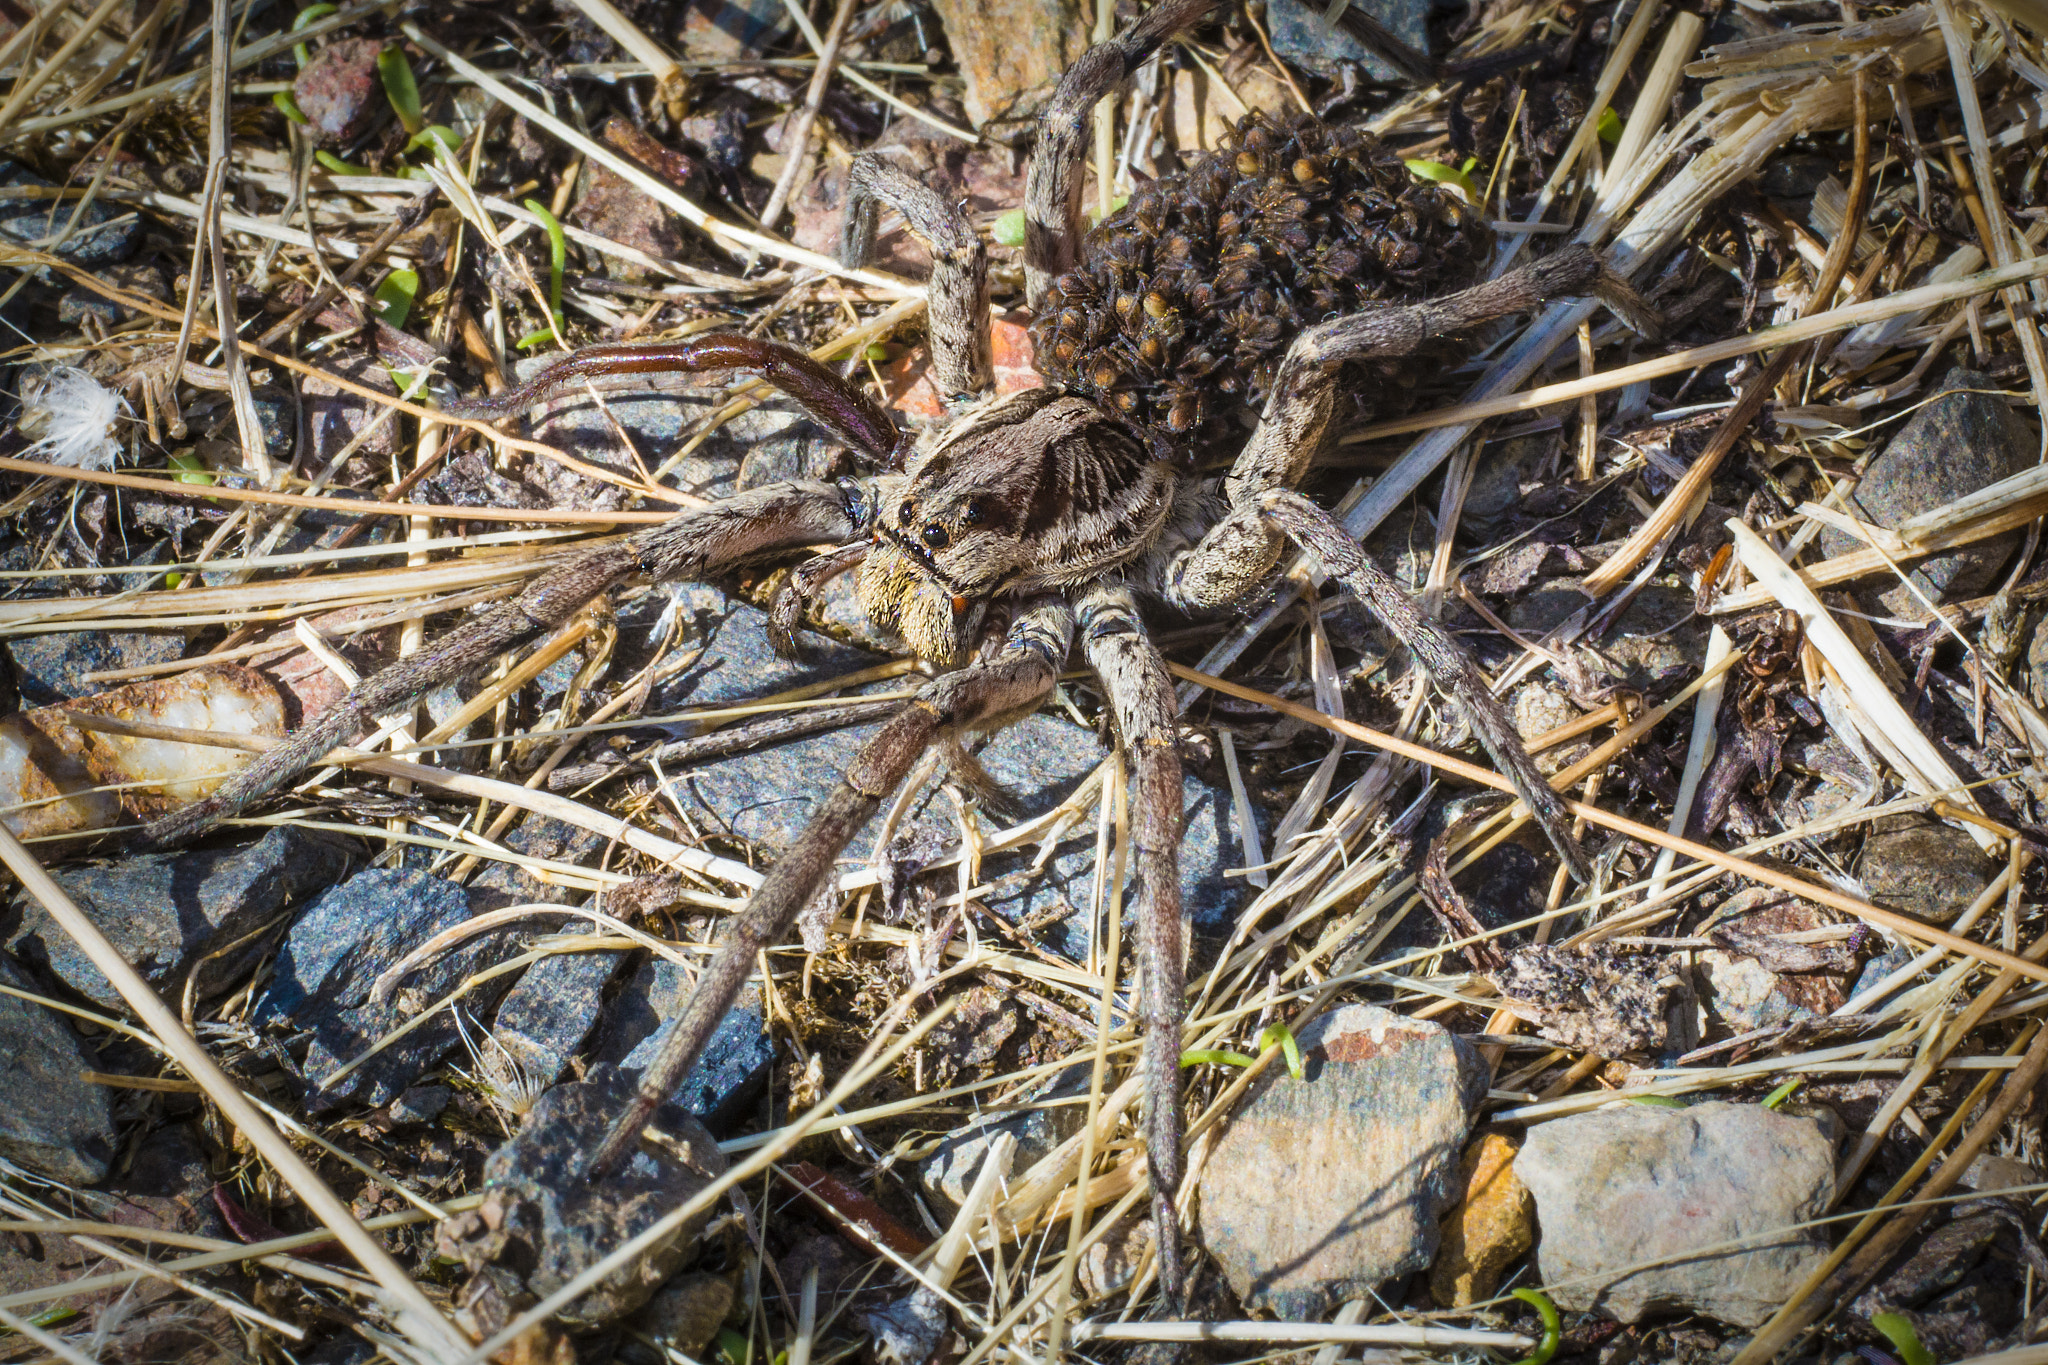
[1164,247,1619,881]
[840,156,992,401]
[581,598,1076,1178]
[1075,582,1190,1301]
[141,332,902,849]
[1022,0,1221,311]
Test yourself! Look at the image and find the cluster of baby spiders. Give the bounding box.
[148,0,1652,1300]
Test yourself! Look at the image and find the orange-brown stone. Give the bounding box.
[1429,1131,1534,1307]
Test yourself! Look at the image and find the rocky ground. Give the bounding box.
[3,0,2048,1361]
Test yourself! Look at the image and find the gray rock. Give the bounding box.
[57,261,167,328]
[436,1064,728,1331]
[1855,818,1997,925]
[1820,370,2033,617]
[292,38,384,147]
[6,827,354,1010]
[0,954,115,1183]
[646,590,1256,955]
[260,867,529,1111]
[389,1085,451,1125]
[1263,0,1430,81]
[4,629,186,706]
[1515,1100,1834,1327]
[0,163,139,265]
[598,956,774,1134]
[922,1063,1091,1211]
[491,948,628,1090]
[631,1272,734,1356]
[1197,1003,1488,1318]
[1845,944,1915,1010]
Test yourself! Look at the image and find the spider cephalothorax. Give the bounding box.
[857,389,1174,664]
[1033,112,1491,447]
[146,0,1648,1309]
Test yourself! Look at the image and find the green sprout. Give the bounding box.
[272,90,308,124]
[993,207,1026,247]
[1871,1314,1934,1365]
[313,149,374,177]
[1179,1023,1304,1079]
[405,125,459,156]
[516,198,569,350]
[1404,156,1482,200]
[1257,1022,1303,1080]
[1508,1289,1561,1365]
[1628,1095,1689,1109]
[372,269,419,330]
[1761,1077,1802,1110]
[290,2,337,67]
[715,1329,751,1365]
[168,451,216,487]
[1597,107,1623,143]
[378,46,424,136]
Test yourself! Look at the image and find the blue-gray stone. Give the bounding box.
[0,164,139,265]
[0,953,115,1184]
[4,629,186,706]
[5,826,354,1010]
[922,1062,1092,1210]
[1819,370,2031,616]
[389,1084,451,1125]
[492,947,628,1087]
[1263,0,1431,80]
[476,815,626,1086]
[631,591,1257,959]
[261,867,528,1111]
[597,955,772,1134]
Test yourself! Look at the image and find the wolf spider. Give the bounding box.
[149,0,1645,1299]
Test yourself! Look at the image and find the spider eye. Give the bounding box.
[961,499,985,526]
[921,524,951,550]
[898,499,916,524]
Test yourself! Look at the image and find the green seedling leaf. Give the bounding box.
[164,572,184,588]
[26,1306,79,1329]
[1871,1314,1934,1365]
[1509,1289,1561,1365]
[862,342,890,362]
[373,269,419,330]
[378,46,424,136]
[405,125,459,156]
[313,149,373,177]
[290,2,337,67]
[168,451,216,487]
[716,1329,751,1365]
[992,207,1026,247]
[1762,1077,1802,1110]
[1629,1095,1689,1108]
[1257,1022,1304,1080]
[273,91,309,124]
[1403,156,1481,200]
[515,197,569,350]
[1597,107,1623,143]
[1179,1048,1258,1070]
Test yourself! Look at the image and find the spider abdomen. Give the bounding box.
[1030,111,1491,452]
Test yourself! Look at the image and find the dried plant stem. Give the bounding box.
[760,0,858,235]
[1583,69,1872,595]
[1168,663,2048,985]
[1342,249,2048,446]
[1737,1021,2048,1362]
[0,825,467,1354]
[0,456,677,526]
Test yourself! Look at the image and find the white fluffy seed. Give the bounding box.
[17,365,126,470]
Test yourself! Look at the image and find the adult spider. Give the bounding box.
[149,0,1646,1299]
